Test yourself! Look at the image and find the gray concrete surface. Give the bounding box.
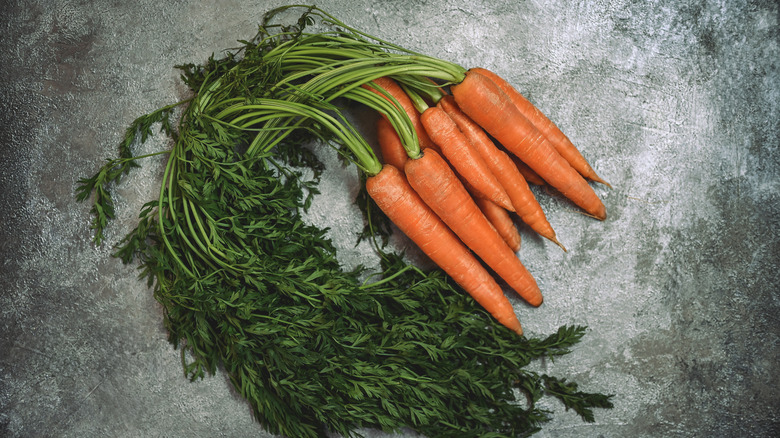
[1,0,778,437]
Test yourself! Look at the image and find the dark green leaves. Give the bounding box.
[542,375,615,423]
[76,104,177,245]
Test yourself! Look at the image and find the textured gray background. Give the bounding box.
[1,0,778,437]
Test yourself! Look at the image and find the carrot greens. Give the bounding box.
[76,6,612,437]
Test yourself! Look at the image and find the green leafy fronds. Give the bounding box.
[542,375,615,423]
[76,103,180,244]
[521,325,589,361]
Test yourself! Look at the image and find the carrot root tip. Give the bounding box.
[591,176,612,189]
[551,237,567,253]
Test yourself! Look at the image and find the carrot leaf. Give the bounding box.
[542,375,615,423]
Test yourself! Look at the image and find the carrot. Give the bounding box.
[475,197,521,253]
[376,116,409,169]
[437,95,565,249]
[455,174,520,253]
[512,156,546,186]
[471,67,610,187]
[451,70,607,220]
[404,149,543,307]
[366,164,523,335]
[419,106,514,212]
[363,76,437,153]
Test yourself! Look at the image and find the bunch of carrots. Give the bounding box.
[76,8,617,434]
[361,71,609,335]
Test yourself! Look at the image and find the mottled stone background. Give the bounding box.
[1,1,778,437]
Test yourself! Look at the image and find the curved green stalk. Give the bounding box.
[267,5,464,70]
[157,144,196,278]
[398,82,431,115]
[341,86,421,159]
[168,154,223,276]
[182,197,241,272]
[212,98,382,176]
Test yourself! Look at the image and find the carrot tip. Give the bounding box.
[591,176,612,189]
[507,318,524,336]
[551,237,567,253]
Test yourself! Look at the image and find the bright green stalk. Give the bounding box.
[157,144,196,278]
[212,98,382,175]
[398,82,431,115]
[341,86,421,158]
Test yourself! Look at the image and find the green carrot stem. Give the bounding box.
[158,145,196,278]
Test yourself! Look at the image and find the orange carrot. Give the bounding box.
[475,197,521,253]
[511,156,546,186]
[471,67,610,187]
[456,174,520,253]
[404,149,543,306]
[419,106,514,212]
[376,116,409,170]
[437,95,565,250]
[366,164,523,334]
[451,70,607,220]
[363,76,437,152]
